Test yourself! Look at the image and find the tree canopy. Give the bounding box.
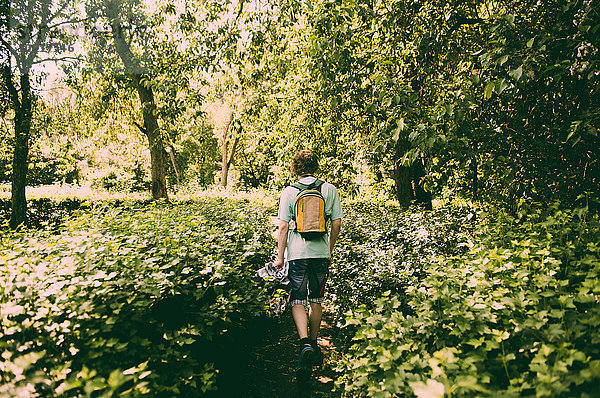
[1,0,598,217]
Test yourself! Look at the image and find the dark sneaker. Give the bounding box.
[312,345,323,367]
[295,344,314,381]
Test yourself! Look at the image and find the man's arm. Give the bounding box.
[329,218,341,254]
[274,219,289,268]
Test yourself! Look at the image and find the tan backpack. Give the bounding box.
[292,179,327,240]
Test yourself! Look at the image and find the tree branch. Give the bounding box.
[45,17,90,31]
[32,55,82,65]
[26,10,53,70]
[109,19,140,72]
[450,16,483,32]
[235,0,246,21]
[0,35,20,63]
[48,0,71,25]
[132,120,146,134]
[2,64,21,110]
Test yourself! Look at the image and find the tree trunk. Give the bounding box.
[107,8,168,200]
[11,110,30,229]
[394,165,412,208]
[3,67,33,229]
[220,141,229,188]
[470,156,478,200]
[411,158,432,210]
[220,111,235,187]
[166,146,181,188]
[148,134,168,199]
[135,78,168,199]
[393,139,413,208]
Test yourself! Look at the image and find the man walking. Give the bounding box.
[273,150,342,381]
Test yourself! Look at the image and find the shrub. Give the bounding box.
[329,200,476,330]
[94,170,130,192]
[0,197,274,396]
[337,205,600,397]
[27,145,81,186]
[0,197,95,230]
[173,134,219,188]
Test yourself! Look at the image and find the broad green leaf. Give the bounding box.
[579,25,590,33]
[527,37,535,48]
[496,79,510,94]
[484,82,494,99]
[410,379,445,398]
[509,66,523,82]
[397,118,406,131]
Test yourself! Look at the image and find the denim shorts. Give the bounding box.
[288,258,330,306]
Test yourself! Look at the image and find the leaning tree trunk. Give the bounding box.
[107,9,168,200]
[135,79,168,199]
[166,146,181,188]
[3,67,33,229]
[220,111,237,187]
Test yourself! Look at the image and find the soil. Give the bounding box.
[209,309,342,398]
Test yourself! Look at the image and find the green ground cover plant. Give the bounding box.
[337,204,600,397]
[0,184,153,230]
[329,200,477,330]
[4,190,597,397]
[0,197,274,397]
[0,198,95,230]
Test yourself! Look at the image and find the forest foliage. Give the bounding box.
[1,0,598,209]
[1,0,600,397]
[0,194,275,396]
[339,204,600,397]
[1,194,599,397]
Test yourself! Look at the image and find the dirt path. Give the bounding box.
[210,309,341,397]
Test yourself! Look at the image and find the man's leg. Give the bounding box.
[289,259,310,339]
[293,301,323,340]
[308,302,322,340]
[292,304,309,339]
[306,258,329,367]
[307,258,328,340]
[292,303,314,379]
[288,260,314,379]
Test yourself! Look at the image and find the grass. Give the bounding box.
[0,183,151,201]
[0,183,281,205]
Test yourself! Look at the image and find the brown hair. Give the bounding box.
[291,150,319,176]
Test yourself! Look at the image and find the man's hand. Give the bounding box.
[329,218,341,254]
[275,220,289,270]
[273,257,284,270]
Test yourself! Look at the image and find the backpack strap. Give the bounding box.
[292,179,324,192]
[312,179,325,190]
[291,182,308,191]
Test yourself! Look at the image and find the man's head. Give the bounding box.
[291,150,319,177]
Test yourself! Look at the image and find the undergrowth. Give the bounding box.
[3,191,597,397]
[0,197,273,396]
[337,204,600,397]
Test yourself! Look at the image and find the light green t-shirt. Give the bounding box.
[278,176,343,261]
